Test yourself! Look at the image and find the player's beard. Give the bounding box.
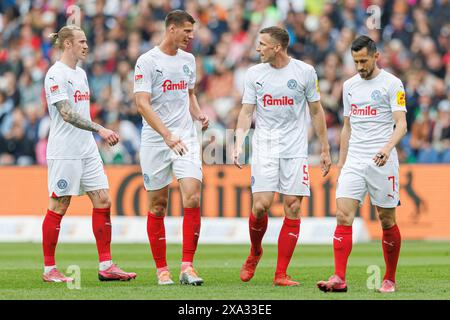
[359,65,375,79]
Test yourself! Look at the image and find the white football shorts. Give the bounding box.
[336,160,400,208]
[47,156,109,197]
[140,142,202,191]
[251,156,310,196]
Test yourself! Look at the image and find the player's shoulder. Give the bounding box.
[343,73,361,89]
[136,48,158,65]
[290,58,316,73]
[379,69,404,87]
[45,62,66,81]
[75,65,87,77]
[177,48,195,62]
[246,63,268,76]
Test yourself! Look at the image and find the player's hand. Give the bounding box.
[197,114,209,130]
[164,133,188,156]
[98,128,119,146]
[320,150,331,177]
[373,149,390,166]
[233,147,242,169]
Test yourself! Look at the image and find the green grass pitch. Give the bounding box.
[1,241,449,300]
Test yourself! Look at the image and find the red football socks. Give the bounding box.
[333,225,353,280]
[382,224,401,282]
[182,207,201,263]
[92,207,112,262]
[249,212,268,256]
[147,212,167,268]
[42,209,63,266]
[275,217,301,277]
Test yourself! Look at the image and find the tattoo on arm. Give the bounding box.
[55,100,102,132]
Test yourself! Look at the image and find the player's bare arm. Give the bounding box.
[233,103,256,169]
[308,100,331,176]
[188,89,209,130]
[373,111,407,167]
[337,116,351,176]
[135,91,187,155]
[54,100,119,146]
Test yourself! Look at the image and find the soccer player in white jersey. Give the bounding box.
[233,26,331,286]
[42,25,136,282]
[134,10,209,286]
[317,36,407,293]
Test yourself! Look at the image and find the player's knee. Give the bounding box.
[285,199,301,217]
[378,211,396,229]
[99,196,112,209]
[49,197,71,215]
[183,193,200,208]
[252,201,269,217]
[150,199,168,216]
[336,208,353,225]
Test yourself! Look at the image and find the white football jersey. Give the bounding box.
[134,47,197,146]
[343,69,406,162]
[242,58,320,158]
[44,61,99,160]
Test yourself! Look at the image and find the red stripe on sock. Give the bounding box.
[147,212,167,268]
[275,217,300,277]
[333,225,352,280]
[382,224,401,282]
[182,207,201,263]
[92,207,112,262]
[42,209,63,266]
[249,212,268,256]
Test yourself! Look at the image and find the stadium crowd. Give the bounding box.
[0,0,449,166]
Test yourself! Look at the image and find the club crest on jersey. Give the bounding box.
[371,90,382,102]
[350,104,377,116]
[262,94,294,107]
[57,179,68,190]
[162,80,188,92]
[183,64,190,76]
[251,176,255,186]
[287,79,297,89]
[397,91,406,107]
[73,90,90,103]
[143,174,150,185]
[50,85,59,94]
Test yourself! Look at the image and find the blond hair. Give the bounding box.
[49,25,83,50]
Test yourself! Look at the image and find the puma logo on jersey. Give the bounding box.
[288,233,299,239]
[156,69,163,76]
[256,81,264,88]
[333,236,343,242]
[68,80,73,86]
[387,194,395,199]
[251,227,263,232]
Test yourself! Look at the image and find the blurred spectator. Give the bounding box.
[0,0,449,165]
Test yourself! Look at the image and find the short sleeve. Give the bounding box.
[45,70,68,105]
[188,57,196,89]
[241,70,256,105]
[305,67,320,102]
[388,78,407,113]
[133,57,154,94]
[342,81,350,117]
